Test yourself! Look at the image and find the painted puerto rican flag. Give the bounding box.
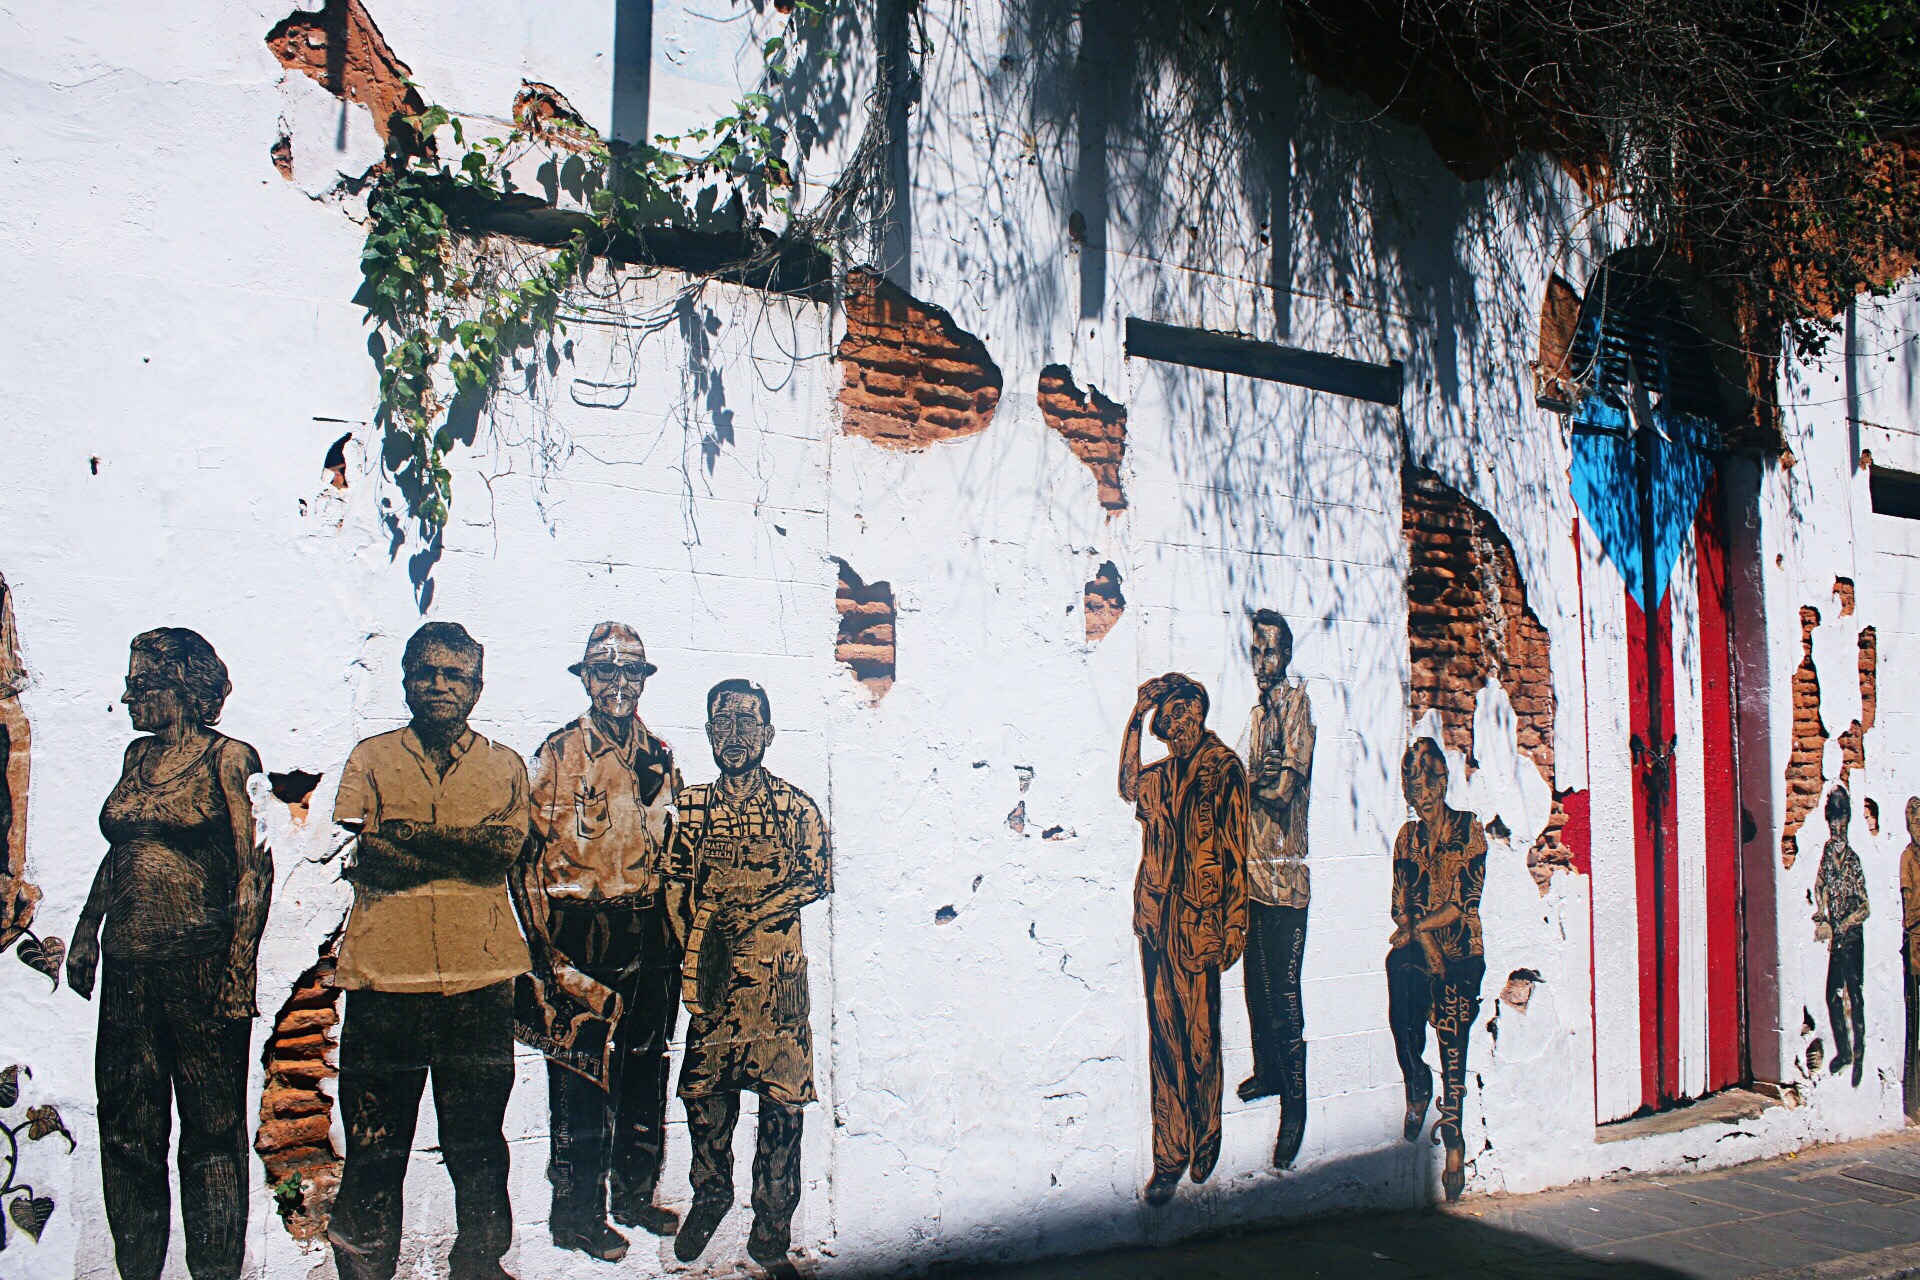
[1571,400,1743,1123]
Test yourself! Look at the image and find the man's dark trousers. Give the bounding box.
[545,899,680,1228]
[685,1091,804,1249]
[330,982,515,1280]
[1243,902,1307,1112]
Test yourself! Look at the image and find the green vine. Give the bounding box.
[360,2,839,531]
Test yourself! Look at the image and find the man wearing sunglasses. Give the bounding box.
[518,622,683,1260]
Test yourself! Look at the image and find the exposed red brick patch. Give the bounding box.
[1084,561,1126,643]
[834,558,896,701]
[0,576,37,951]
[271,133,294,180]
[1834,576,1856,617]
[1038,366,1127,514]
[1837,625,1877,785]
[256,922,345,1242]
[265,0,425,150]
[1781,605,1827,869]
[1404,464,1567,890]
[838,270,1001,448]
[1533,275,1583,409]
[512,81,597,152]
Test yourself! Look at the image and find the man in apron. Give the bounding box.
[667,679,831,1274]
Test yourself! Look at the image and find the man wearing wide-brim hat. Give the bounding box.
[517,622,683,1260]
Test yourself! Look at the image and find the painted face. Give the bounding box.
[1403,747,1448,816]
[1907,797,1920,844]
[122,650,189,734]
[580,644,648,720]
[707,690,773,775]
[1251,623,1291,691]
[403,642,482,735]
[1152,694,1205,756]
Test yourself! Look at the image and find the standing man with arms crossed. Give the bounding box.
[668,679,831,1276]
[518,622,684,1260]
[1239,609,1315,1168]
[329,622,531,1280]
[1118,672,1249,1206]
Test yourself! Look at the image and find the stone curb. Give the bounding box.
[1755,1242,1920,1280]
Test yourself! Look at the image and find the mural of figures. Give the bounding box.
[1814,784,1870,1088]
[66,629,270,1280]
[1386,738,1486,1203]
[0,573,35,949]
[667,679,831,1275]
[327,622,532,1280]
[515,622,684,1261]
[1903,797,1920,1122]
[1118,673,1249,1206]
[1239,610,1316,1169]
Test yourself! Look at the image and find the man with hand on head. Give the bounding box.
[328,622,531,1280]
[518,622,683,1261]
[667,679,831,1277]
[1118,672,1249,1207]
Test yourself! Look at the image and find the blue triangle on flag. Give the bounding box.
[1570,405,1715,606]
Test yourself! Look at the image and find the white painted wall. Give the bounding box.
[2,2,1919,1279]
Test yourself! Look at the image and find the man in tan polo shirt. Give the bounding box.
[329,622,532,1280]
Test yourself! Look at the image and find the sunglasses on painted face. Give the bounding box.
[584,662,649,683]
[124,675,178,696]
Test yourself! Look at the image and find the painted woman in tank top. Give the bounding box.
[66,629,271,1280]
[97,733,238,960]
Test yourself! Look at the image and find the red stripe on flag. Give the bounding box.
[1626,586,1680,1108]
[1696,482,1743,1091]
[1624,592,1660,1111]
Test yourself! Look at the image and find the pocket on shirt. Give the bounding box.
[575,786,612,841]
[771,951,810,1027]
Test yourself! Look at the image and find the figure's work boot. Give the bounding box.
[1402,1089,1431,1143]
[748,1213,798,1276]
[674,1199,731,1264]
[1273,1106,1306,1170]
[1143,1167,1184,1206]
[612,1197,680,1237]
[551,1219,630,1263]
[1441,1145,1466,1202]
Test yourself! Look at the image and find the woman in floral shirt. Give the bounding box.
[1387,738,1487,1202]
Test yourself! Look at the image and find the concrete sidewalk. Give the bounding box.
[968,1131,1920,1280]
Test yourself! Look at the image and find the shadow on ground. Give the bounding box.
[923,1209,1693,1280]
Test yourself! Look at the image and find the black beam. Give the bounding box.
[1124,318,1402,406]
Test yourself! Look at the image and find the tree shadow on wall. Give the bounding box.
[830,1148,1691,1280]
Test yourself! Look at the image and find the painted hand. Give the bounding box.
[213,968,255,1020]
[66,930,99,1000]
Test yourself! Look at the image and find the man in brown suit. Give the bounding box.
[1118,672,1249,1205]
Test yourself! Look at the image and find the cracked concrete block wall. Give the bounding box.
[4,2,1920,1278]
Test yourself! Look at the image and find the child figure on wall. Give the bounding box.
[1385,738,1486,1203]
[1902,797,1920,1121]
[1815,784,1870,1089]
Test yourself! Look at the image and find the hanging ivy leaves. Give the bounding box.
[8,1194,52,1242]
[24,1105,72,1152]
[14,934,63,990]
[0,1065,21,1110]
[359,0,848,533]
